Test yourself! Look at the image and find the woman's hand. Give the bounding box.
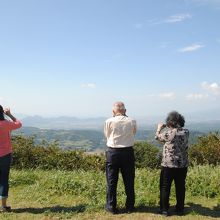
[4,108,17,122]
[157,123,166,132]
[4,108,11,116]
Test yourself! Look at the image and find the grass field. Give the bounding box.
[1,167,220,220]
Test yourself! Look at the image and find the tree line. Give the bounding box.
[11,132,220,171]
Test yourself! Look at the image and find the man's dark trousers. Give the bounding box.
[106,147,135,211]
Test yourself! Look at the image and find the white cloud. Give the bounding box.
[81,83,96,89]
[186,81,220,101]
[186,93,208,100]
[201,81,220,95]
[148,13,191,26]
[147,92,176,100]
[179,43,205,52]
[159,92,176,100]
[164,14,192,23]
[134,23,143,29]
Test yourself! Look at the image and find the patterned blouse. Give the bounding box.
[155,127,189,168]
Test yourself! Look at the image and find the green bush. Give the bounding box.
[189,132,220,165]
[13,132,220,170]
[134,141,161,169]
[12,135,161,171]
[12,135,105,171]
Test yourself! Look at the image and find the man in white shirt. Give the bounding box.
[104,101,137,214]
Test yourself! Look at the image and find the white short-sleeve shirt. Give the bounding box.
[104,116,137,148]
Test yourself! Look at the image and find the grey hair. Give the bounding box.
[113,102,126,111]
[112,101,127,116]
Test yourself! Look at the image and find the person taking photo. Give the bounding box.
[0,105,22,212]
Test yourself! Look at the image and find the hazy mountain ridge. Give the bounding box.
[14,111,220,152]
[21,115,107,130]
[20,108,220,130]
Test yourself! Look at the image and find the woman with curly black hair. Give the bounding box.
[155,111,189,216]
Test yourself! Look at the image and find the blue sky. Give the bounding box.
[0,0,220,117]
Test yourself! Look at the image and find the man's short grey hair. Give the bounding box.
[113,102,126,111]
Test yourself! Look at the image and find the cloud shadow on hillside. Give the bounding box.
[12,204,87,214]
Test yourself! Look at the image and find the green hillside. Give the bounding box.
[2,167,220,220]
[14,127,206,152]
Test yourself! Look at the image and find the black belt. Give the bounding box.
[107,146,133,151]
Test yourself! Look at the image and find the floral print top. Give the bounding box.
[155,127,189,168]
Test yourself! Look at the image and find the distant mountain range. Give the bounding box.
[11,109,220,152]
[19,113,220,131]
[21,115,107,130]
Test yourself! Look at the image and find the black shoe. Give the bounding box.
[175,210,184,216]
[158,209,169,216]
[126,207,135,214]
[0,206,12,213]
[105,207,119,215]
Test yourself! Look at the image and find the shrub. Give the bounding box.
[134,141,161,169]
[189,132,220,165]
[11,135,105,171]
[12,132,220,171]
[12,135,161,171]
